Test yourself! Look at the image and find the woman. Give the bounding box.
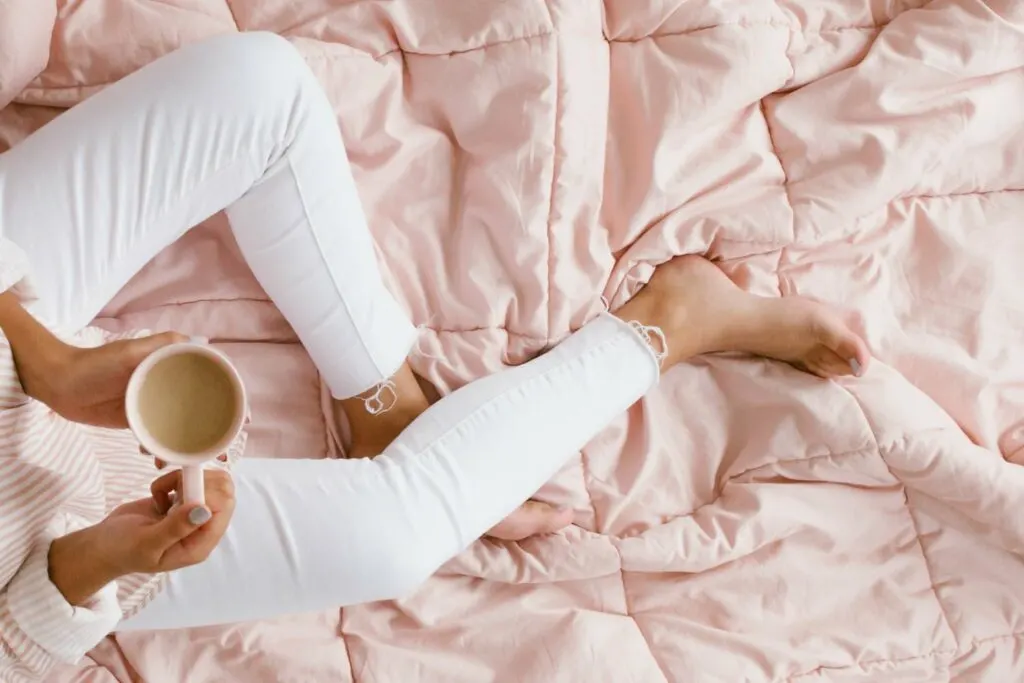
[0,33,868,681]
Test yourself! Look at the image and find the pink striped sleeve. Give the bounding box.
[0,514,121,681]
[0,324,168,681]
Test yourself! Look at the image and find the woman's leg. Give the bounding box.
[0,31,573,537]
[120,251,869,630]
[0,32,419,409]
[121,308,662,630]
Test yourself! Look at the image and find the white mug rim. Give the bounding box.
[125,341,247,465]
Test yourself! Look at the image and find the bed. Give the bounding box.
[1,1,1023,681]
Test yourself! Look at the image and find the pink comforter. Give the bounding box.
[2,1,1023,681]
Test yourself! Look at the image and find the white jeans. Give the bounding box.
[0,33,661,629]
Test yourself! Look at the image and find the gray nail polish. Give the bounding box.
[189,507,212,525]
[849,358,862,377]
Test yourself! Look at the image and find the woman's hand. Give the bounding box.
[38,332,188,428]
[0,290,189,427]
[49,469,235,605]
[103,468,235,574]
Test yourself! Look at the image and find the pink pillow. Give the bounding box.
[0,0,56,109]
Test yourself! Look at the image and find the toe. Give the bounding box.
[797,349,837,379]
[817,317,870,377]
[486,501,574,541]
[816,348,857,377]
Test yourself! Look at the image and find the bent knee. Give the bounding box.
[185,31,316,101]
[218,32,305,71]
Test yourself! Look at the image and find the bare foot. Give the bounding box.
[486,501,575,541]
[615,255,870,378]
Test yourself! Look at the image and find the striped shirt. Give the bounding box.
[0,238,245,682]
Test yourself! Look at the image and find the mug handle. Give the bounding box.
[182,464,206,506]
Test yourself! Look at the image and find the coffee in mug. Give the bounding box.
[126,340,247,505]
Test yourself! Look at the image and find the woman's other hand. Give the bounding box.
[49,469,235,606]
[0,290,188,427]
[32,331,187,428]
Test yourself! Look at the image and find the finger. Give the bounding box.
[142,445,166,469]
[151,469,182,513]
[159,495,235,570]
[203,469,235,498]
[121,331,189,369]
[152,468,234,510]
[143,502,212,559]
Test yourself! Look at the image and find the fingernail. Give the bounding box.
[849,358,862,377]
[189,507,212,525]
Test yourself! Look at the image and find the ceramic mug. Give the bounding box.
[125,338,247,506]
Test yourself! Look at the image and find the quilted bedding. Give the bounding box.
[2,1,1024,681]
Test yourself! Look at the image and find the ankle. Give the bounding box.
[333,363,431,455]
[627,320,668,366]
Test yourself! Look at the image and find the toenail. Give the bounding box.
[849,358,862,376]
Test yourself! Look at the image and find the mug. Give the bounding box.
[125,338,247,506]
